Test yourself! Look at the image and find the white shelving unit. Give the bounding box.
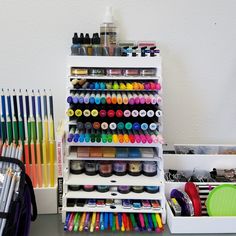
[62,55,166,225]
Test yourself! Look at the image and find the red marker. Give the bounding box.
[116,109,123,118]
[99,109,107,118]
[107,110,115,118]
[106,93,112,104]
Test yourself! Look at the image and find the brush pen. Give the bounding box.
[79,212,86,232]
[72,92,79,104]
[115,213,119,231]
[147,213,154,231]
[90,212,96,232]
[144,213,151,231]
[130,213,139,231]
[151,213,158,232]
[155,213,163,229]
[118,213,123,231]
[95,212,100,231]
[112,213,116,231]
[64,213,71,231]
[84,212,90,231]
[104,212,108,230]
[68,212,75,231]
[74,212,81,232]
[100,212,104,231]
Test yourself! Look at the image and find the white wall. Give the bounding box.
[0,0,235,148]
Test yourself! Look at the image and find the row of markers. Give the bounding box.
[71,79,161,91]
[68,128,163,144]
[67,92,162,105]
[64,212,164,233]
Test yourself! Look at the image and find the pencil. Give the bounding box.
[6,115,13,144]
[36,140,42,187]
[49,139,55,187]
[13,115,18,145]
[30,140,37,187]
[42,139,48,187]
[7,89,12,121]
[12,89,18,121]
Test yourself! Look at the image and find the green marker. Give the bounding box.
[85,132,90,143]
[91,129,95,143]
[7,115,13,143]
[112,213,116,231]
[96,130,101,143]
[151,213,158,229]
[143,213,150,231]
[125,122,132,130]
[74,212,81,231]
[117,122,124,130]
[106,82,112,90]
[102,131,107,143]
[130,213,138,231]
[107,129,113,143]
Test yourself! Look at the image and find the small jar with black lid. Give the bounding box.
[68,185,81,191]
[128,161,142,176]
[83,185,95,192]
[113,161,127,176]
[118,186,131,194]
[97,185,109,193]
[145,186,159,194]
[143,161,157,177]
[70,160,85,174]
[99,161,113,177]
[132,186,144,193]
[85,161,98,176]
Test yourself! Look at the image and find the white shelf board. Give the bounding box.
[67,141,161,148]
[65,190,162,200]
[67,87,160,93]
[66,150,160,161]
[65,173,163,186]
[67,55,161,68]
[69,75,160,81]
[63,205,163,214]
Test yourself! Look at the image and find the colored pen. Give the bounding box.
[90,212,96,232]
[79,212,86,232]
[104,212,108,230]
[84,212,90,231]
[64,212,71,231]
[73,212,81,232]
[95,212,100,231]
[100,212,104,231]
[68,212,75,231]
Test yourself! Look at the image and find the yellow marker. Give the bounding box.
[36,140,42,188]
[155,213,163,228]
[123,134,129,143]
[79,212,86,232]
[121,220,125,232]
[119,82,126,90]
[75,109,82,117]
[44,117,50,163]
[126,83,133,90]
[91,109,98,117]
[90,212,96,232]
[49,140,55,187]
[112,134,119,143]
[66,109,74,117]
[83,109,90,117]
[117,93,122,105]
[42,139,48,187]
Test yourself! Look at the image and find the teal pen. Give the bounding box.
[100,82,106,90]
[79,131,85,142]
[100,93,106,104]
[95,93,101,105]
[90,128,95,142]
[104,213,108,230]
[85,130,90,142]
[100,212,104,231]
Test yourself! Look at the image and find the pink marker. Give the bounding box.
[127,93,135,105]
[143,131,153,143]
[157,134,164,144]
[156,82,161,90]
[133,131,141,143]
[124,109,131,117]
[139,131,147,143]
[144,82,150,90]
[138,213,145,229]
[155,95,162,104]
[133,93,140,104]
[144,94,151,104]
[139,94,145,104]
[149,94,157,105]
[68,213,75,232]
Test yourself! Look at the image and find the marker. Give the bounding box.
[144,213,151,231]
[147,110,154,118]
[116,109,123,118]
[155,213,163,229]
[73,212,81,232]
[95,94,101,105]
[95,212,100,231]
[75,109,82,117]
[139,109,146,117]
[115,213,120,231]
[117,93,122,104]
[90,212,96,232]
[84,212,90,231]
[131,110,139,118]
[68,212,75,231]
[101,122,108,130]
[133,93,140,104]
[151,213,158,232]
[79,212,86,232]
[122,93,129,105]
[99,109,106,118]
[127,93,134,105]
[107,110,115,118]
[109,122,116,130]
[123,110,131,118]
[156,110,162,117]
[72,93,79,104]
[64,213,71,231]
[91,109,98,117]
[111,93,117,104]
[130,213,138,231]
[147,213,154,231]
[139,213,145,230]
[100,93,106,104]
[100,212,104,231]
[139,94,146,104]
[104,212,108,230]
[78,92,85,104]
[83,109,90,117]
[106,92,112,104]
[141,123,148,131]
[112,213,116,231]
[84,93,90,104]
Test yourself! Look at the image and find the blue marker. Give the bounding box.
[78,93,84,104]
[104,213,108,230]
[100,212,104,231]
[89,83,95,90]
[94,82,100,90]
[118,213,122,229]
[147,213,153,231]
[79,132,85,142]
[100,82,106,90]
[109,213,113,229]
[95,94,101,105]
[67,93,74,104]
[133,122,141,131]
[89,93,95,104]
[64,212,71,231]
[141,123,148,131]
[73,129,79,142]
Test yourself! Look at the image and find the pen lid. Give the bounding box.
[72,33,80,44]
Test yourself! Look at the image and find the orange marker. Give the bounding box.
[115,214,120,231]
[111,93,117,104]
[106,92,112,104]
[122,94,129,105]
[117,93,122,104]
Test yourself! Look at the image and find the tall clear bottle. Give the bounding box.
[100,6,118,55]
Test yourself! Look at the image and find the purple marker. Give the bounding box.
[84,93,90,104]
[78,93,85,104]
[127,93,134,105]
[144,82,150,90]
[72,93,79,104]
[139,94,145,104]
[67,93,73,104]
[134,93,140,104]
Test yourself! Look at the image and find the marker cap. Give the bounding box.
[75,109,82,117]
[99,110,107,118]
[107,110,115,118]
